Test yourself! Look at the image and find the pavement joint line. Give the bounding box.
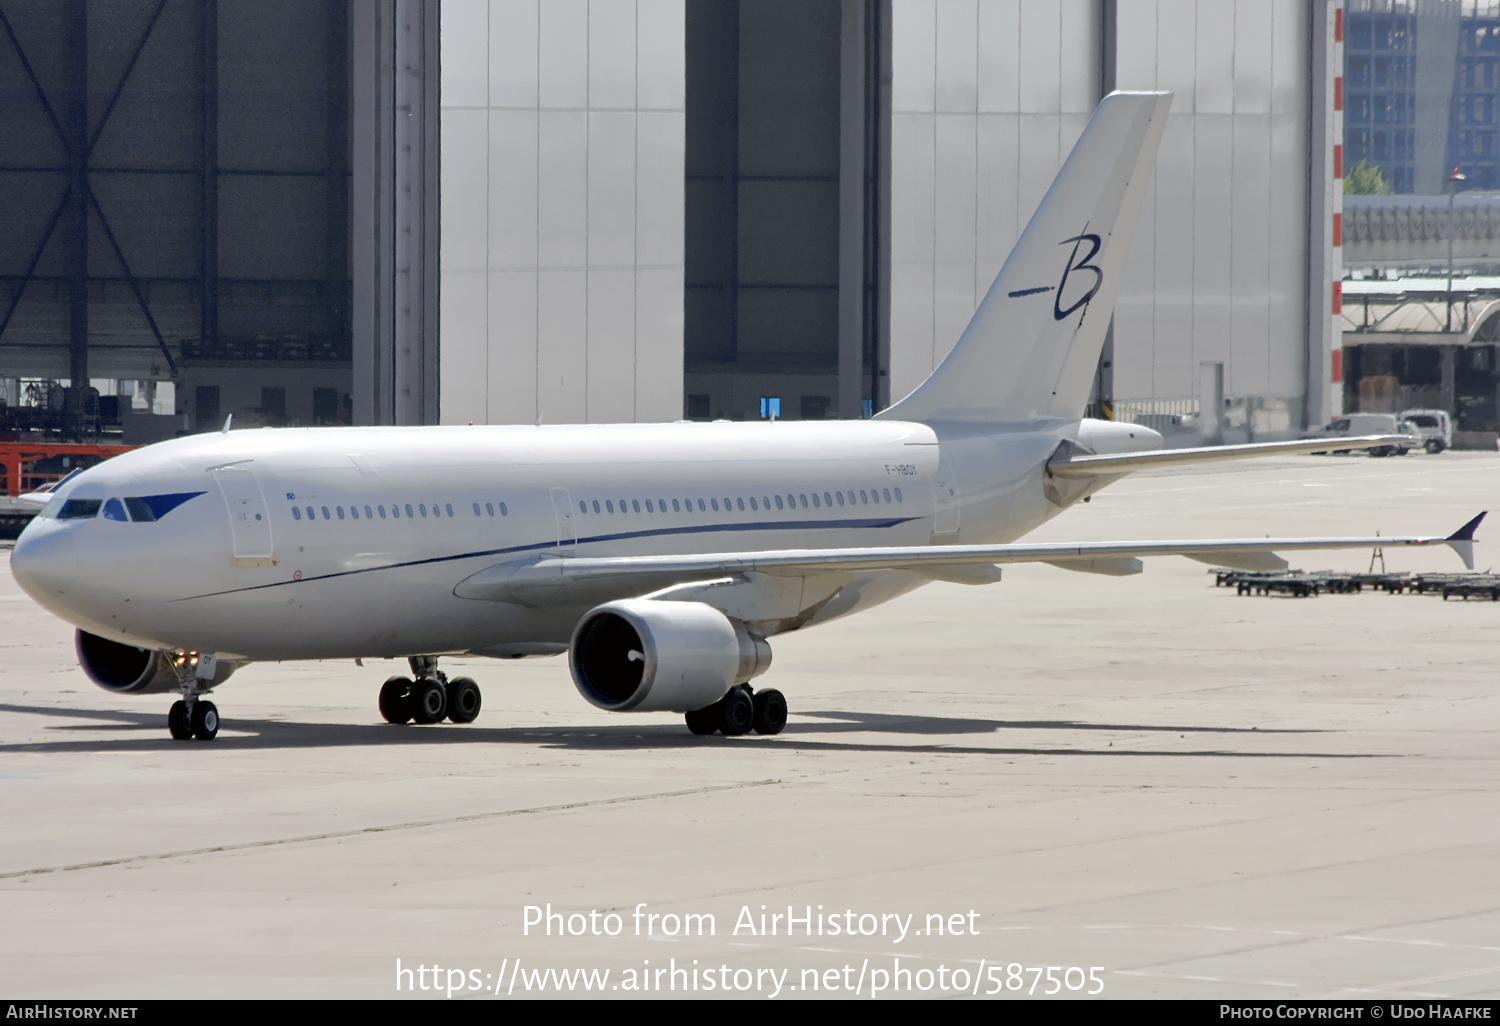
[0,778,779,881]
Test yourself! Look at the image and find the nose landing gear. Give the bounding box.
[376,657,484,726]
[684,684,787,737]
[166,689,218,741]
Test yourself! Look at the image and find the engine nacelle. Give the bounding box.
[75,630,236,694]
[570,600,772,713]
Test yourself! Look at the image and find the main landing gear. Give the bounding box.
[685,683,786,737]
[378,656,483,726]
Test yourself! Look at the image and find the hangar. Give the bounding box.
[0,1,1344,444]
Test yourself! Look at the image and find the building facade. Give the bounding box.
[0,1,1345,445]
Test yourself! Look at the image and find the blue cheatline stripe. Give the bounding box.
[174,515,921,601]
[139,492,206,519]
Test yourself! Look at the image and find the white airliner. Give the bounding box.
[9,92,1481,742]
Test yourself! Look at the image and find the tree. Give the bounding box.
[1344,159,1393,195]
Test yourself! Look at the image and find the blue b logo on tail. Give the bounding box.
[1054,232,1103,321]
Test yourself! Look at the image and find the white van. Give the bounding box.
[1398,409,1453,453]
[1305,413,1415,456]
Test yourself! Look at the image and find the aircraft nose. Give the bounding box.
[10,518,80,605]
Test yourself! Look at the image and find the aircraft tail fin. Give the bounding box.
[879,91,1172,424]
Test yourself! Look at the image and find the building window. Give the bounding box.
[759,397,781,418]
[313,386,338,425]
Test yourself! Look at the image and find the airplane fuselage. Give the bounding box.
[11,418,1151,663]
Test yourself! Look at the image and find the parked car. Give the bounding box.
[1398,408,1452,453]
[1303,413,1417,456]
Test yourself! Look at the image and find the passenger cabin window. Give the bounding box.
[499,502,508,516]
[446,503,454,517]
[321,506,331,520]
[404,504,414,518]
[292,506,302,520]
[365,505,373,518]
[337,506,345,519]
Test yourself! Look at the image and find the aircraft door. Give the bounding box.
[213,467,275,565]
[549,487,576,552]
[933,451,961,535]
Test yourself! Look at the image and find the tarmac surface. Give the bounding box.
[1,451,1498,1000]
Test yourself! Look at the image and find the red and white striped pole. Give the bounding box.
[1331,2,1346,416]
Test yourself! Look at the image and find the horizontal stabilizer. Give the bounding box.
[1047,435,1418,478]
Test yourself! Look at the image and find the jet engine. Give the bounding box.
[75,630,236,694]
[570,599,772,713]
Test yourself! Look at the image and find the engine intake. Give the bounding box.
[570,600,772,713]
[75,630,238,694]
[76,631,179,693]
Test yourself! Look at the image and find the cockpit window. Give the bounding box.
[124,498,156,522]
[39,494,66,519]
[58,498,103,520]
[102,498,129,522]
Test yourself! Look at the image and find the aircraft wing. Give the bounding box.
[454,513,1485,605]
[1047,435,1416,478]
